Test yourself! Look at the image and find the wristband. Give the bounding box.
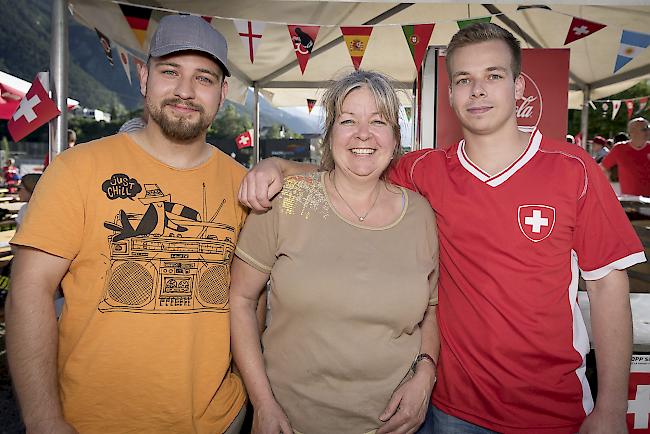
[411,353,437,374]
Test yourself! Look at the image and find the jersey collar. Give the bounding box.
[457,129,542,187]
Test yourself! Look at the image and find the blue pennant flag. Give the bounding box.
[615,30,650,72]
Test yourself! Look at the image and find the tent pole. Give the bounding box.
[580,85,590,152]
[50,0,68,162]
[253,83,260,165]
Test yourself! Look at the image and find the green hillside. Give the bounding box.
[0,0,138,112]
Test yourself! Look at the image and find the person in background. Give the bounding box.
[15,173,41,228]
[239,22,644,434]
[601,117,650,196]
[6,15,248,433]
[231,70,438,434]
[2,158,20,194]
[614,131,629,144]
[566,134,575,144]
[591,135,610,164]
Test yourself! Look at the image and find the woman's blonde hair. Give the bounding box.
[319,70,403,178]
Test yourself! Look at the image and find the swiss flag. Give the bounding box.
[628,355,650,433]
[8,75,61,142]
[235,129,253,150]
[563,17,606,45]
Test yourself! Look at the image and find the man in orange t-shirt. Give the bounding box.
[6,15,247,433]
[602,117,650,196]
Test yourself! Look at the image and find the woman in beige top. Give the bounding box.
[230,71,439,434]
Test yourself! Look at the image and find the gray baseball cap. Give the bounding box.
[149,14,230,77]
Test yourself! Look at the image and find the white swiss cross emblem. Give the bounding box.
[518,205,556,242]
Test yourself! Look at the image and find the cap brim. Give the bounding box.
[149,46,231,77]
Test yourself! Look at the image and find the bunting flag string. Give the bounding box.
[116,45,132,85]
[636,97,648,115]
[119,3,153,48]
[340,26,373,70]
[288,25,320,74]
[95,29,114,66]
[307,98,316,114]
[402,24,435,72]
[233,20,266,64]
[563,17,606,45]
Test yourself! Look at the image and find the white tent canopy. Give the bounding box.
[68,1,650,109]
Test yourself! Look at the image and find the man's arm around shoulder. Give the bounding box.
[239,157,317,211]
[579,269,631,434]
[5,246,77,433]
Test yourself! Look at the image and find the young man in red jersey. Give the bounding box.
[239,23,644,434]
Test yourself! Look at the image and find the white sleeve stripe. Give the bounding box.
[581,251,647,280]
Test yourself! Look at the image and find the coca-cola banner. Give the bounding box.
[435,48,570,149]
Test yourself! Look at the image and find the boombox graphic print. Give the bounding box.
[99,174,236,314]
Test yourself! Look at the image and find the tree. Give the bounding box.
[210,104,253,140]
[0,136,9,162]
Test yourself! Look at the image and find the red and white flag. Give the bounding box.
[288,25,320,74]
[627,355,650,433]
[636,97,648,114]
[626,99,635,119]
[235,129,254,149]
[8,74,61,142]
[307,98,316,114]
[563,17,606,45]
[116,45,132,85]
[234,20,266,63]
[612,100,622,120]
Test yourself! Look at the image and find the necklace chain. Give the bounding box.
[330,172,381,222]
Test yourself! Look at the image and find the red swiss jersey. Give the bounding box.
[601,141,650,196]
[390,130,645,433]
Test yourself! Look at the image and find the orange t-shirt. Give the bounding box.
[12,133,247,433]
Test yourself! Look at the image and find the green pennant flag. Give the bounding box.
[402,24,435,72]
[457,17,492,30]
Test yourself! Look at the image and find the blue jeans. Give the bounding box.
[416,405,500,434]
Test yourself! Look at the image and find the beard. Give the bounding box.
[147,97,213,141]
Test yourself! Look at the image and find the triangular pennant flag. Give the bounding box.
[589,101,597,110]
[517,5,552,11]
[402,24,435,72]
[307,99,316,114]
[457,17,492,30]
[612,100,622,120]
[626,99,635,119]
[132,56,146,77]
[233,20,266,63]
[340,26,373,70]
[119,4,152,48]
[563,17,606,45]
[116,46,132,85]
[636,97,648,114]
[404,107,412,121]
[95,29,114,66]
[601,102,609,112]
[288,25,320,74]
[202,16,213,24]
[615,29,650,72]
[8,74,61,142]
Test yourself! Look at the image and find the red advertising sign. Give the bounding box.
[628,355,650,433]
[435,48,570,148]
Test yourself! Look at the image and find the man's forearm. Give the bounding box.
[271,157,318,177]
[6,286,63,427]
[5,248,70,429]
[587,270,632,413]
